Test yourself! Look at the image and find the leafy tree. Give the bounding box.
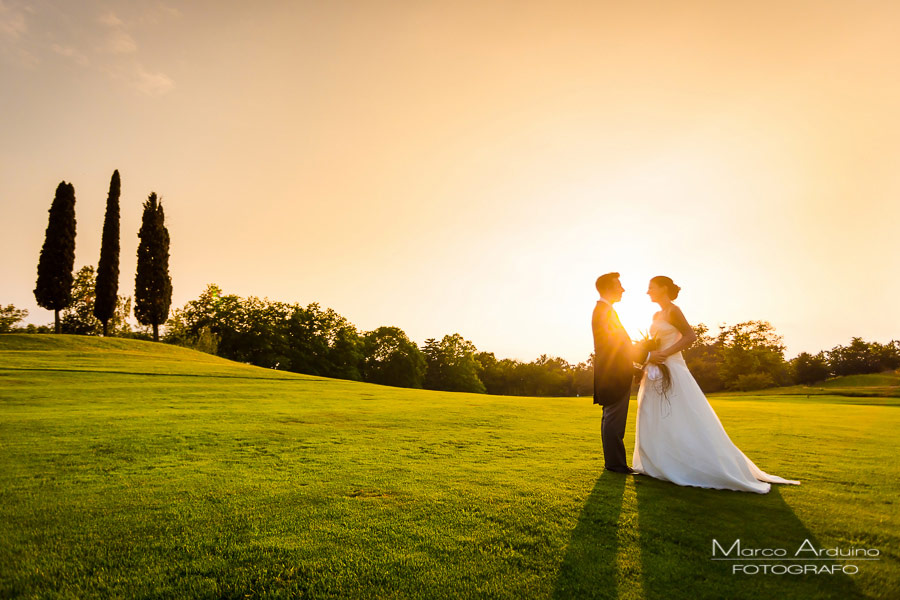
[422,334,485,393]
[234,296,293,369]
[361,326,427,388]
[34,181,77,333]
[164,287,363,379]
[827,338,900,376]
[94,170,121,336]
[61,266,101,335]
[134,192,172,341]
[521,355,578,396]
[285,303,362,379]
[0,305,28,333]
[873,341,900,371]
[164,285,276,364]
[683,323,724,392]
[476,351,590,397]
[193,292,286,367]
[60,265,132,335]
[572,358,594,397]
[474,351,512,394]
[828,338,879,376]
[791,351,830,385]
[716,320,790,390]
[327,321,364,380]
[20,324,53,334]
[165,284,239,345]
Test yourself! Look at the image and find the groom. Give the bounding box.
[592,272,636,474]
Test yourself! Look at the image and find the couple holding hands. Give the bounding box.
[591,273,799,494]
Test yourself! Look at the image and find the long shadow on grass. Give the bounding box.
[633,476,864,599]
[552,470,627,600]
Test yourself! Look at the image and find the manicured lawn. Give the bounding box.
[1,335,897,598]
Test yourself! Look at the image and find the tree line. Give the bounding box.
[161,285,593,394]
[681,322,899,392]
[160,291,900,394]
[28,172,172,340]
[8,280,894,396]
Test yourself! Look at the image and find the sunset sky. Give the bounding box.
[2,0,899,363]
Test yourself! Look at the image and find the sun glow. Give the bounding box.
[613,293,658,342]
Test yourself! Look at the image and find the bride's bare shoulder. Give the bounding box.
[668,303,688,320]
[667,304,697,337]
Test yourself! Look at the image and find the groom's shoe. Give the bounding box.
[605,466,635,474]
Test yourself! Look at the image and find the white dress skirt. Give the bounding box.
[632,317,800,494]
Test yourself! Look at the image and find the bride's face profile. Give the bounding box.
[647,280,668,304]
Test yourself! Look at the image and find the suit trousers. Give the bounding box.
[601,389,631,470]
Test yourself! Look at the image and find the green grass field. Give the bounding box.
[1,335,897,599]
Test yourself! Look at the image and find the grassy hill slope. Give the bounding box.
[1,335,897,599]
[722,371,900,400]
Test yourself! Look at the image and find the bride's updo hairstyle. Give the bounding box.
[651,275,681,300]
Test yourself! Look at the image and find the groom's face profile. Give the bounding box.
[604,278,625,304]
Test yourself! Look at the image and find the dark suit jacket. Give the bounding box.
[592,300,634,406]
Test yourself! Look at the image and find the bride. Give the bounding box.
[632,276,800,494]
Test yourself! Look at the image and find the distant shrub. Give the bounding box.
[1,304,29,333]
[732,373,775,391]
[194,326,219,355]
[119,330,153,341]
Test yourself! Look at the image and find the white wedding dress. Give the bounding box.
[632,315,800,493]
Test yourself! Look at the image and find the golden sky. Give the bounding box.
[2,0,899,362]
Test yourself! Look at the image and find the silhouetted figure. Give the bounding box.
[591,272,636,473]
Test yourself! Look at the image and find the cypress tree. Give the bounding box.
[34,181,77,333]
[134,192,172,342]
[93,170,121,336]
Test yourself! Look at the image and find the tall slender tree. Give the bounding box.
[34,181,77,333]
[93,170,121,336]
[134,192,172,341]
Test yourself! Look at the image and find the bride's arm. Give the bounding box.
[648,306,698,363]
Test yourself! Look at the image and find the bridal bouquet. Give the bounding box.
[633,332,673,399]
